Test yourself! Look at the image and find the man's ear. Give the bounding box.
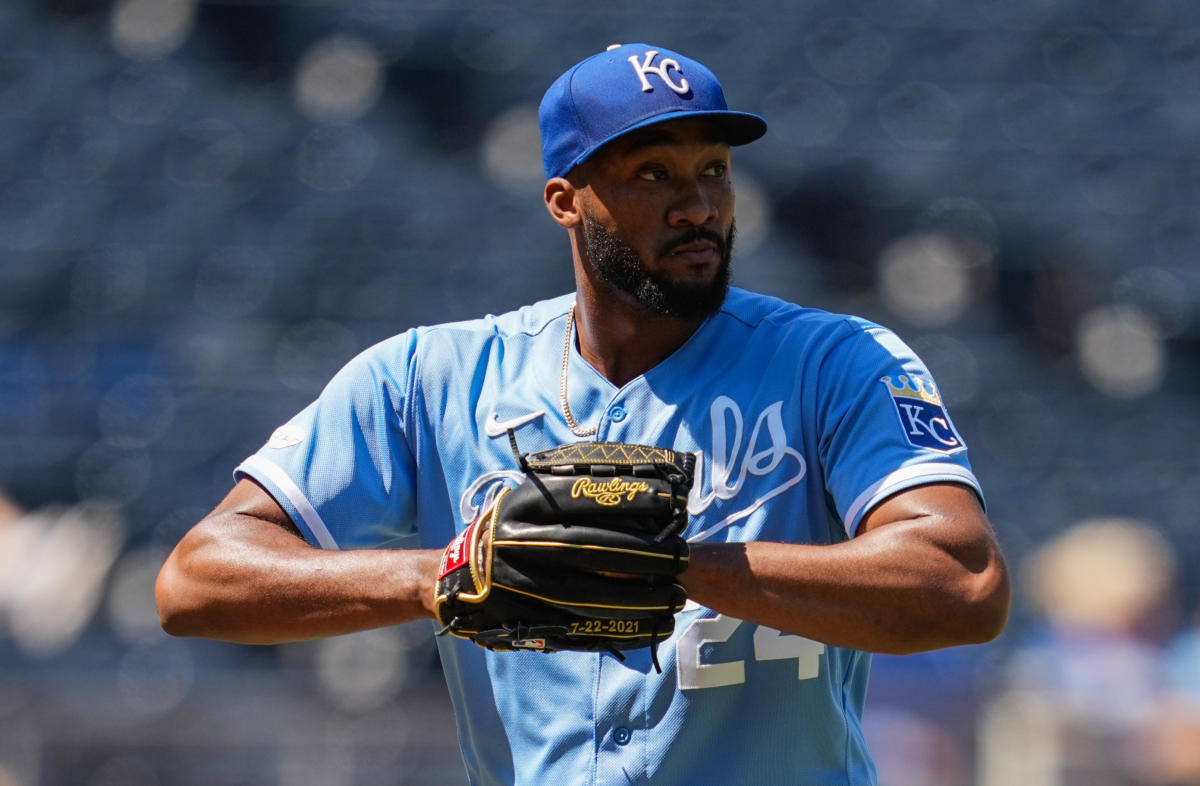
[544,177,582,228]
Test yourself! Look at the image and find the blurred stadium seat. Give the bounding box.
[3,0,1199,782]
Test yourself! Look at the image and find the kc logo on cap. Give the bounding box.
[627,49,690,95]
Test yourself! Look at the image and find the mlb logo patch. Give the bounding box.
[881,375,965,453]
[267,423,306,449]
[511,638,547,650]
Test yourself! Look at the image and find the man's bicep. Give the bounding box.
[856,482,989,537]
[211,477,305,541]
[855,481,1010,643]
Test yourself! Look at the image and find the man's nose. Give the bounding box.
[667,178,719,228]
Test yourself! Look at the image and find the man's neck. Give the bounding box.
[572,288,705,388]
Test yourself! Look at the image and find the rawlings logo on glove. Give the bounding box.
[433,438,695,671]
[570,477,650,505]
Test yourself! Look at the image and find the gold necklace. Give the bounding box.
[560,305,597,437]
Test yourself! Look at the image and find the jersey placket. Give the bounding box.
[593,652,651,784]
[591,379,655,444]
[589,378,664,785]
[565,340,684,783]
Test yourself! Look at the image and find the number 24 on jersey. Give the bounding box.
[677,612,826,690]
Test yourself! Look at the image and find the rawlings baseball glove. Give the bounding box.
[433,440,694,669]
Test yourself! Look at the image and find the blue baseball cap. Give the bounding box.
[539,43,767,179]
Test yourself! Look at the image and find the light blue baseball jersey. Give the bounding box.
[236,287,982,785]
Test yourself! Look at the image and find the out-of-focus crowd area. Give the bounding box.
[2,0,1198,784]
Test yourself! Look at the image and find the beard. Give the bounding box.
[581,215,734,320]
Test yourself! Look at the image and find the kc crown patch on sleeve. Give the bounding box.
[880,375,965,453]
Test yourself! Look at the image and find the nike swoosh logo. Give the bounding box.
[484,410,546,438]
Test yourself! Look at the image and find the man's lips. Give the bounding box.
[668,240,720,262]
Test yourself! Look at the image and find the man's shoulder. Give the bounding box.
[719,287,873,337]
[342,295,571,377]
[414,294,573,343]
[360,295,571,356]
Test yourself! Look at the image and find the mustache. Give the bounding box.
[657,226,729,259]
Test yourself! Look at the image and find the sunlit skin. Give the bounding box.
[544,118,737,386]
[574,119,734,289]
[156,115,1009,656]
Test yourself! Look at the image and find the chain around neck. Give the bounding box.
[560,305,597,437]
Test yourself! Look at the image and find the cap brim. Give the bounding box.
[565,109,767,176]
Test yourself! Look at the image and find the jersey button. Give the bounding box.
[608,406,627,422]
[613,727,632,746]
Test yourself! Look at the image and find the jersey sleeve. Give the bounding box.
[234,333,420,550]
[816,319,983,538]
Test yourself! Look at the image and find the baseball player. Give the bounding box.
[156,44,1010,784]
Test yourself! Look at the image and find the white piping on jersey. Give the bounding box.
[843,462,981,538]
[240,454,340,550]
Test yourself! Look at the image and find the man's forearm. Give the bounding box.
[680,520,1009,655]
[156,512,441,644]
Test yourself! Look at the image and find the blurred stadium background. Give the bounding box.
[2,0,1199,784]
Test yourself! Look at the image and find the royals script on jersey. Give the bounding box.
[237,288,982,786]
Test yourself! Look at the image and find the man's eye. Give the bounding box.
[704,162,728,177]
[638,168,668,181]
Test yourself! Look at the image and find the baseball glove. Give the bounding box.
[433,440,694,669]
